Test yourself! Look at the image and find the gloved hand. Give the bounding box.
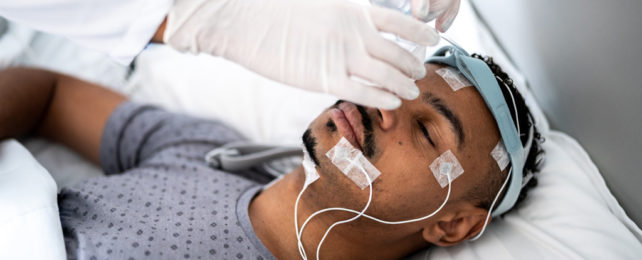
[410,0,461,32]
[164,0,440,109]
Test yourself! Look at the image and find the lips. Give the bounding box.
[328,102,365,150]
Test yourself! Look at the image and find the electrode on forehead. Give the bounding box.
[436,67,472,91]
[491,140,510,171]
[325,137,381,190]
[430,150,464,188]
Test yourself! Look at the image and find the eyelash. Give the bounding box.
[417,120,436,147]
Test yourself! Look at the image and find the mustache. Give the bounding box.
[332,100,377,158]
[357,105,376,158]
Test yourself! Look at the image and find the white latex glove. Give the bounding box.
[164,0,440,109]
[411,0,461,32]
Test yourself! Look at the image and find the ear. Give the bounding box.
[421,205,489,247]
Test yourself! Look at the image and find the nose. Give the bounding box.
[378,108,398,131]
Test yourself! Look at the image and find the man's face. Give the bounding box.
[302,63,501,225]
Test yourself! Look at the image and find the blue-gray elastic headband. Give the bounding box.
[427,45,525,217]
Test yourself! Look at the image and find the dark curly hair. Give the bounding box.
[465,54,546,216]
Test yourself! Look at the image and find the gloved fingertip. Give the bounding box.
[412,0,430,21]
[397,77,421,99]
[412,63,427,80]
[381,96,402,110]
[421,27,440,46]
[439,17,455,32]
[408,85,420,99]
[425,11,440,22]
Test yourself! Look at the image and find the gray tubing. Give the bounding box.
[205,143,302,171]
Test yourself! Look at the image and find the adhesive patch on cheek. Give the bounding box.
[301,146,320,187]
[325,137,381,190]
[429,150,465,188]
[491,140,510,171]
[435,67,472,91]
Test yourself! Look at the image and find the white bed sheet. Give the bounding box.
[0,140,66,260]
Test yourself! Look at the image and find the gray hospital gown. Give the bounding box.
[58,102,277,260]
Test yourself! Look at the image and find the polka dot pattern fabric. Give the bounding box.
[58,102,276,260]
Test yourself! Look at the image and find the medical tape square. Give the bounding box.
[436,67,472,91]
[491,140,510,171]
[325,137,381,190]
[429,150,465,188]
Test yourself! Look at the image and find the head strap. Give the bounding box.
[427,44,526,216]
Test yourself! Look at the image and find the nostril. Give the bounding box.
[378,109,397,130]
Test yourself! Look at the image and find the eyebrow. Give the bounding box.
[421,92,465,149]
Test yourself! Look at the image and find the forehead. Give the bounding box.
[417,63,500,163]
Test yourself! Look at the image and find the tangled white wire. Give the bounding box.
[294,161,373,260]
[294,166,453,260]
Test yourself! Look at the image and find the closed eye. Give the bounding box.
[417,120,435,147]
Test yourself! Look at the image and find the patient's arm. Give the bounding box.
[0,67,126,164]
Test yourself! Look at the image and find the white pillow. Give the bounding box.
[0,139,66,260]
[126,46,336,146]
[412,132,642,259]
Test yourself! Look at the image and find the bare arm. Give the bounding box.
[0,67,126,164]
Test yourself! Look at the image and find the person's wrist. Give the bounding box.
[151,17,167,43]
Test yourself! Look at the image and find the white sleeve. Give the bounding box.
[0,0,173,64]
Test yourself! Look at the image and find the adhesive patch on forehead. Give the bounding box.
[302,146,320,187]
[325,137,381,190]
[435,67,472,91]
[491,140,510,171]
[429,150,465,188]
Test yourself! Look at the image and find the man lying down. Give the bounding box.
[0,47,544,260]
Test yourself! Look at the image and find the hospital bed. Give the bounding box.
[1,1,641,259]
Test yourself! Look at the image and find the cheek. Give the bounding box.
[367,148,443,218]
[370,131,429,190]
[368,170,444,220]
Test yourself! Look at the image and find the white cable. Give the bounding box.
[468,78,525,242]
[299,172,451,236]
[295,159,374,260]
[471,79,533,242]
[296,173,452,260]
[315,163,373,260]
[468,166,512,241]
[294,181,309,259]
[295,147,454,259]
